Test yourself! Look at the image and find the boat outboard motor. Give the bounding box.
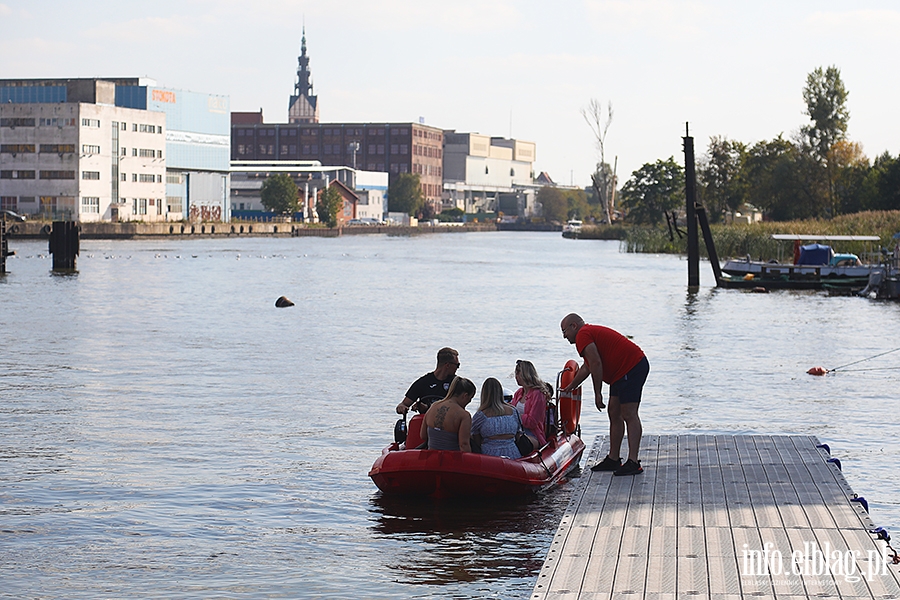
[394,413,407,444]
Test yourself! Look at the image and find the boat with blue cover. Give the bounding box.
[720,234,880,290]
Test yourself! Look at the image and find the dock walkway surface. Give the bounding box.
[532,434,900,600]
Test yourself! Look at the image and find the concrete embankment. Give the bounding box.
[7,221,500,240]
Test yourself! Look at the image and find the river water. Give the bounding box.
[2,231,899,599]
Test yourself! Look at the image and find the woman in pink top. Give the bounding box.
[511,360,552,448]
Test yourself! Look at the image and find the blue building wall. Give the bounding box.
[0,85,67,103]
[114,86,147,110]
[116,86,230,173]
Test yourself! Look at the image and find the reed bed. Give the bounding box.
[580,211,900,261]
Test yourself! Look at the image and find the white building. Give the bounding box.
[230,160,387,221]
[353,170,387,221]
[1,77,230,223]
[1,94,166,222]
[442,132,537,216]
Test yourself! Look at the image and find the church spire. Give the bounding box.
[295,27,313,98]
[289,26,319,123]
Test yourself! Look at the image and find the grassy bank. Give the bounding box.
[577,211,900,261]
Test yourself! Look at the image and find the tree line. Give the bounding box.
[547,66,900,226]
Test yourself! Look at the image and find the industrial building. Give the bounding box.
[230,160,387,224]
[0,77,230,222]
[231,120,443,214]
[442,132,538,217]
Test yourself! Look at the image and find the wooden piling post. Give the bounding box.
[0,217,8,274]
[683,124,700,287]
[49,221,80,271]
[696,205,724,285]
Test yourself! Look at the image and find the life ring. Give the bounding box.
[558,359,582,435]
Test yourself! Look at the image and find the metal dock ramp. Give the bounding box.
[532,434,900,599]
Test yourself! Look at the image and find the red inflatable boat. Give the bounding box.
[369,361,586,498]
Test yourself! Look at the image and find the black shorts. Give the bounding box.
[609,356,649,404]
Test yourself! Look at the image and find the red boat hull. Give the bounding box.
[369,434,585,498]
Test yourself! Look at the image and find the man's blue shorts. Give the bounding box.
[609,356,649,404]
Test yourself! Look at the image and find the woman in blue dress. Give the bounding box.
[470,377,522,458]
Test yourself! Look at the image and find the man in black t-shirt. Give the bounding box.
[395,347,460,414]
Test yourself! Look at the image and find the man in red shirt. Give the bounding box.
[560,313,649,476]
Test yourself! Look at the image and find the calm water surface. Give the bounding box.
[2,232,899,598]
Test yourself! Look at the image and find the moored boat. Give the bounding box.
[719,234,879,291]
[561,219,583,238]
[369,361,586,498]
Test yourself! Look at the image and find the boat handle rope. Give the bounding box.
[537,453,553,478]
[870,528,900,565]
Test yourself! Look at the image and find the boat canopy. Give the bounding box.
[798,243,834,265]
[771,234,880,241]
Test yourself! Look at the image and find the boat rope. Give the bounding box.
[829,346,900,372]
[833,366,900,373]
[538,453,553,477]
[872,528,900,565]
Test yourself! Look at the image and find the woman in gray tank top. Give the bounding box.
[421,376,476,451]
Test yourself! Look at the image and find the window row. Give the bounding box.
[0,144,87,154]
[421,183,441,197]
[81,197,100,213]
[0,170,35,179]
[415,129,440,141]
[236,143,412,158]
[234,127,410,138]
[72,119,163,133]
[39,144,76,154]
[40,170,76,179]
[0,116,77,128]
[411,163,442,177]
[1,118,35,127]
[414,144,441,159]
[131,198,164,215]
[119,147,162,158]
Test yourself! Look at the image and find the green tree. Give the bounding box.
[619,158,684,225]
[743,136,807,221]
[698,136,747,222]
[865,152,900,211]
[802,66,850,161]
[829,141,870,214]
[537,186,567,222]
[438,207,464,222]
[388,173,424,216]
[537,186,591,222]
[801,65,850,215]
[260,173,299,215]
[316,184,343,227]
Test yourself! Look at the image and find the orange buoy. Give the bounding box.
[807,366,828,376]
[558,359,582,434]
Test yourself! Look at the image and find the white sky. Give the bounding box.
[2,0,898,187]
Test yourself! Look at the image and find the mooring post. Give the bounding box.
[0,217,8,274]
[49,221,80,271]
[683,123,700,287]
[696,205,723,285]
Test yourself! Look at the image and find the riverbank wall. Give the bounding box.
[6,221,501,240]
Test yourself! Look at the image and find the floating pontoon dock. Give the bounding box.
[532,434,900,599]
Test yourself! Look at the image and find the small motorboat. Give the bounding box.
[369,361,586,498]
[720,235,879,291]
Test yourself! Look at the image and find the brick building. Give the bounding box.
[232,121,443,212]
